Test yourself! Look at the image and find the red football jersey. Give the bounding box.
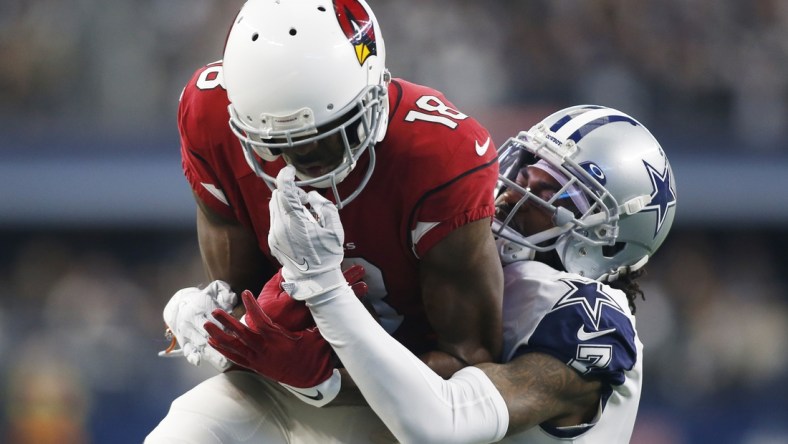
[178,61,498,353]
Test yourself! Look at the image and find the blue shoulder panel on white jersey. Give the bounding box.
[515,277,637,386]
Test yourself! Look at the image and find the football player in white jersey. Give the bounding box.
[210,105,677,443]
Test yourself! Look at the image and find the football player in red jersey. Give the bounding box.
[146,0,502,442]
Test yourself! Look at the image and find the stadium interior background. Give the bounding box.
[1,1,787,443]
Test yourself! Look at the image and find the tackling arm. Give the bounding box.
[309,282,509,443]
[309,282,602,442]
[477,353,602,434]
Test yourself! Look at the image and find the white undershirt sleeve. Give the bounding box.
[307,286,510,444]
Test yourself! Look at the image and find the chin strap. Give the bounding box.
[495,236,535,266]
[598,255,649,282]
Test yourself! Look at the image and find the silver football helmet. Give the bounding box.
[494,105,677,281]
[223,0,389,208]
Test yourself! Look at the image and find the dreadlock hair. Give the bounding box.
[608,268,646,314]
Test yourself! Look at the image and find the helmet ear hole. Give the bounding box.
[602,242,626,258]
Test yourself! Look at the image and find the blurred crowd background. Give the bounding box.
[1,1,787,443]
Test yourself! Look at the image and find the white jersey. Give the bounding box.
[500,261,643,444]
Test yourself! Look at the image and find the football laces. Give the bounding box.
[160,326,180,356]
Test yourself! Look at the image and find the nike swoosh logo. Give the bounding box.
[271,245,310,272]
[475,137,491,156]
[290,388,324,401]
[577,325,617,341]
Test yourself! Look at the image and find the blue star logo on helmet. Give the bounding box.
[641,161,676,237]
[334,0,377,66]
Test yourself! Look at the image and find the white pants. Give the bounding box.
[145,370,394,444]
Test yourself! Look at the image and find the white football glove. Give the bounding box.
[268,166,346,302]
[159,280,237,371]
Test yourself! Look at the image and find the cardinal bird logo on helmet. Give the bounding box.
[333,0,377,65]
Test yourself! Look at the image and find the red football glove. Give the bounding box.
[257,264,368,330]
[255,269,310,331]
[205,265,368,388]
[206,289,334,388]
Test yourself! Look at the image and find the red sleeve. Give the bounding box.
[178,62,238,221]
[411,156,498,257]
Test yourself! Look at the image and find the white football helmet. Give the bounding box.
[224,0,389,208]
[494,105,677,281]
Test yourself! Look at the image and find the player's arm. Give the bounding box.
[418,218,503,377]
[476,353,602,433]
[178,62,275,298]
[307,278,602,442]
[194,192,272,298]
[162,65,276,366]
